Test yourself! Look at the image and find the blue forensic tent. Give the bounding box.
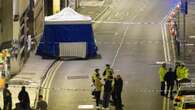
[36,7,97,58]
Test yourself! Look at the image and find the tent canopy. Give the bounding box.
[36,7,97,58]
[45,7,92,24]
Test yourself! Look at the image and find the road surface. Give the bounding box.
[48,0,179,109]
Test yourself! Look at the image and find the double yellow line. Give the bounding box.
[40,61,63,102]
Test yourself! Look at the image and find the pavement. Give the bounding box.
[48,0,178,110]
[0,54,54,109]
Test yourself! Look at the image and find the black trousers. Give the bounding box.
[160,81,165,96]
[112,91,116,105]
[166,83,174,98]
[3,101,12,110]
[103,92,111,108]
[95,91,101,106]
[115,92,122,110]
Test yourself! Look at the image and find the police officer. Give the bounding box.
[92,68,100,83]
[175,62,181,88]
[113,75,123,110]
[3,83,12,110]
[0,53,3,64]
[103,76,113,109]
[159,63,167,96]
[164,68,176,99]
[180,63,189,79]
[103,64,114,80]
[94,74,103,109]
[91,68,100,97]
[0,52,4,77]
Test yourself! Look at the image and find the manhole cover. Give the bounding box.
[67,75,89,80]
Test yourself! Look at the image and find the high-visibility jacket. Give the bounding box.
[0,53,4,64]
[103,68,113,79]
[94,78,103,91]
[92,72,98,82]
[0,78,5,89]
[176,66,182,79]
[180,67,189,79]
[159,66,167,82]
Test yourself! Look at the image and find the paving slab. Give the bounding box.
[0,54,54,109]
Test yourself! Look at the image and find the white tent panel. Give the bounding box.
[45,7,92,24]
[59,42,86,58]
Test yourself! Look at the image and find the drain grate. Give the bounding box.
[67,75,89,80]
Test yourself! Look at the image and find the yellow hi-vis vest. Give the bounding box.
[0,78,5,89]
[176,66,182,79]
[180,67,189,79]
[103,68,113,79]
[159,66,167,82]
[0,53,4,64]
[92,72,98,82]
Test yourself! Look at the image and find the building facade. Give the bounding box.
[0,0,13,49]
[44,0,80,16]
[0,0,44,50]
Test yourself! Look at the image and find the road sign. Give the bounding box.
[181,0,188,14]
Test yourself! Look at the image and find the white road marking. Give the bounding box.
[94,6,110,21]
[186,43,195,46]
[160,2,182,110]
[161,24,168,62]
[93,21,160,25]
[163,23,171,62]
[126,12,129,17]
[115,12,119,17]
[78,105,94,109]
[114,32,118,36]
[189,36,195,39]
[156,61,166,65]
[111,26,129,67]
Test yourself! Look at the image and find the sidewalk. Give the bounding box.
[0,54,54,109]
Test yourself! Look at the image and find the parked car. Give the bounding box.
[174,95,195,110]
[174,84,195,106]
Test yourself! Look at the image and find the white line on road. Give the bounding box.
[93,21,161,25]
[115,12,119,17]
[161,24,168,62]
[41,61,63,102]
[78,105,94,109]
[111,26,129,67]
[163,23,171,62]
[94,6,110,20]
[160,2,182,110]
